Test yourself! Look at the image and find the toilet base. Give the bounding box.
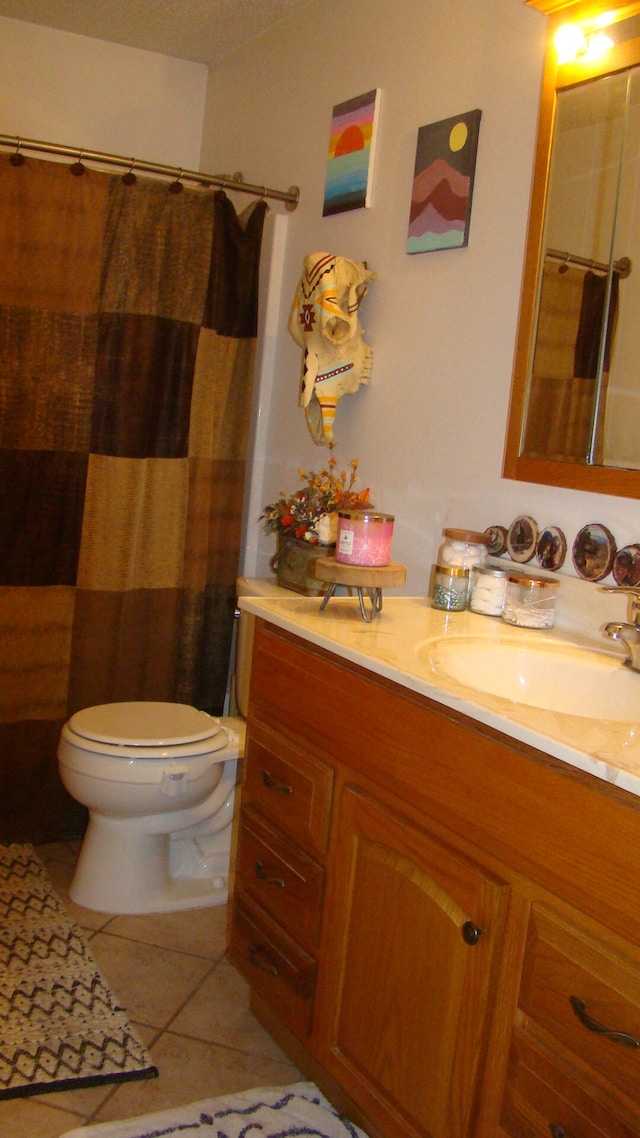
[69,807,233,915]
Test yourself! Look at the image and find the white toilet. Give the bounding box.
[57,577,280,915]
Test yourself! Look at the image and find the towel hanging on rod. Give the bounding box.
[0,131,300,210]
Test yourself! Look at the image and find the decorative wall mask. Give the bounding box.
[288,252,375,447]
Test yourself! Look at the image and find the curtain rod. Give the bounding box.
[546,246,631,279]
[0,132,300,210]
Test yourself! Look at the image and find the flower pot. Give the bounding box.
[270,537,333,596]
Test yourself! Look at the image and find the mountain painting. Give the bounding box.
[407,109,481,253]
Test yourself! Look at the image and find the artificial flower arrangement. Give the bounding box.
[261,454,372,546]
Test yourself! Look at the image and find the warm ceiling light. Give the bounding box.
[554,21,613,63]
[584,30,614,60]
[554,23,587,63]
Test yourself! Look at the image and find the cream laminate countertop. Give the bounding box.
[238,591,640,800]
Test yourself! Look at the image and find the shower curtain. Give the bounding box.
[0,154,267,842]
[522,260,618,462]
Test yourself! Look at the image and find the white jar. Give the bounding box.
[469,566,508,617]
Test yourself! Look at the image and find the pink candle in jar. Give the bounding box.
[336,511,395,567]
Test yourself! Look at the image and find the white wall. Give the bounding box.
[202,0,640,598]
[0,16,207,168]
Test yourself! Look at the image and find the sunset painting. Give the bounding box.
[407,109,481,253]
[323,89,380,216]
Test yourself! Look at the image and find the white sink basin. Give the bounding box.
[418,635,640,723]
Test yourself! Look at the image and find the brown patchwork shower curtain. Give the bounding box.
[0,155,266,842]
[522,260,618,463]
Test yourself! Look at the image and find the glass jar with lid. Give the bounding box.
[502,574,560,629]
[469,565,509,617]
[431,565,470,611]
[437,529,490,603]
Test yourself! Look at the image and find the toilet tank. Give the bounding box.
[234,577,284,718]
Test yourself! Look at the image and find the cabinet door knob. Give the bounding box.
[549,1125,565,1138]
[461,920,483,945]
[255,860,285,888]
[261,770,293,795]
[569,995,640,1048]
[248,944,278,976]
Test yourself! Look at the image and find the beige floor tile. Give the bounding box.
[171,959,291,1062]
[0,1096,84,1138]
[105,902,228,959]
[92,1032,301,1123]
[87,931,212,1028]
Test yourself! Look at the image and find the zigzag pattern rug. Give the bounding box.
[0,843,158,1099]
[59,1081,370,1138]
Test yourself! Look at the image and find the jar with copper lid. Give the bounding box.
[431,565,469,611]
[502,574,560,629]
[437,528,490,604]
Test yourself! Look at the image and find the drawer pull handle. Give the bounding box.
[569,995,640,1049]
[262,770,293,795]
[549,1125,565,1138]
[255,860,285,888]
[248,944,278,976]
[461,920,483,945]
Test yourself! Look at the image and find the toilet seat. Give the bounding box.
[69,702,223,748]
[62,701,230,764]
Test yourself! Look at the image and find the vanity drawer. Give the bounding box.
[229,890,317,1038]
[235,813,325,949]
[243,722,333,858]
[518,904,640,1108]
[502,1033,640,1138]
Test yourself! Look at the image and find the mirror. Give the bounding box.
[504,0,640,499]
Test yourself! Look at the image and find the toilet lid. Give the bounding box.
[68,702,223,747]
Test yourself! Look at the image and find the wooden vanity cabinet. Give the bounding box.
[228,619,640,1138]
[320,783,509,1138]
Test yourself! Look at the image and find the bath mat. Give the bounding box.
[0,843,158,1100]
[59,1080,370,1137]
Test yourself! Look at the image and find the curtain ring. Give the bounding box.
[169,170,184,194]
[70,150,86,177]
[9,138,25,167]
[122,159,137,186]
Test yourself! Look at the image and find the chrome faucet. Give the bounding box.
[600,586,640,671]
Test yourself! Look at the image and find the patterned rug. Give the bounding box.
[59,1081,370,1138]
[0,843,158,1100]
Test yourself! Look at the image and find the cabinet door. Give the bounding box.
[319,785,510,1138]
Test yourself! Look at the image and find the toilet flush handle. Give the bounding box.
[161,766,189,797]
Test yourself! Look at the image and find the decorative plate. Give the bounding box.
[484,525,508,556]
[612,544,640,587]
[571,523,616,582]
[506,515,539,563]
[536,526,567,571]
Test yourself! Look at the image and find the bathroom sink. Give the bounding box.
[418,635,640,722]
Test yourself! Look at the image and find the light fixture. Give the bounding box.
[554,21,613,64]
[584,30,614,60]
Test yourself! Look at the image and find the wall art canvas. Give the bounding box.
[407,108,482,253]
[323,89,380,216]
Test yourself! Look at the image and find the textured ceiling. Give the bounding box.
[0,0,308,64]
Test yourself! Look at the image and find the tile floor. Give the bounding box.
[1,841,301,1138]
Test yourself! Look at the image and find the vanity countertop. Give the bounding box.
[238,589,640,800]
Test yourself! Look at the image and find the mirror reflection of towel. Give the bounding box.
[573,269,619,378]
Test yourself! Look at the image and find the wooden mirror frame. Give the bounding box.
[503,0,640,499]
